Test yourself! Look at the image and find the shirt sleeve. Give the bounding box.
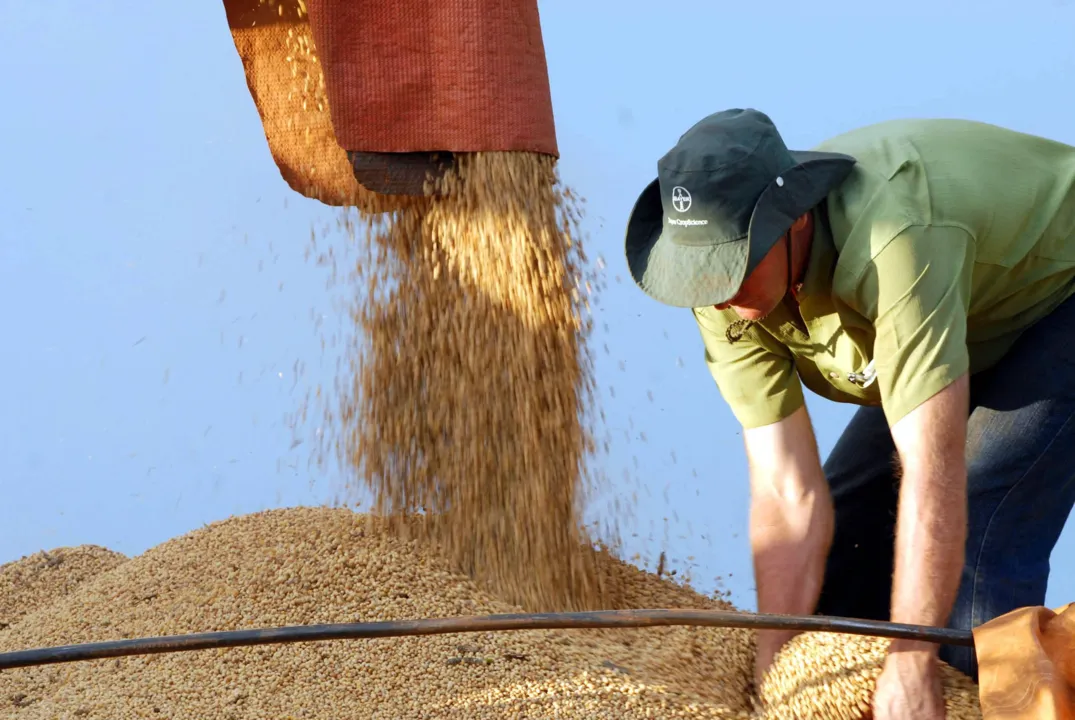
[856,224,975,427]
[691,307,804,429]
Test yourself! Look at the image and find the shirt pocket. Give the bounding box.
[812,315,882,405]
[836,319,882,405]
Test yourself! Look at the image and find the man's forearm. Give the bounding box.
[743,406,834,670]
[749,467,834,675]
[889,375,970,652]
[751,488,833,618]
[889,464,966,643]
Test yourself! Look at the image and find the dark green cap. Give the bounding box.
[624,108,856,308]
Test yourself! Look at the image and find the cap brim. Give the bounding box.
[745,150,856,275]
[624,178,750,308]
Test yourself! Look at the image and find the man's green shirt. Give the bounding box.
[693,118,1075,429]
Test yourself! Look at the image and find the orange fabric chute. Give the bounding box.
[975,602,1075,719]
[302,0,558,157]
[221,0,557,207]
[223,0,370,207]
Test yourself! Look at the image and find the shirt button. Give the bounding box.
[828,371,840,379]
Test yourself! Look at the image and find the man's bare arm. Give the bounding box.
[745,405,835,676]
[887,373,969,653]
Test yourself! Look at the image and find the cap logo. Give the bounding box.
[671,186,692,212]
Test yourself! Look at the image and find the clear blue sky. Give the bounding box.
[2,2,1074,614]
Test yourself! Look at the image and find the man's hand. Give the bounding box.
[873,643,946,720]
[744,405,834,691]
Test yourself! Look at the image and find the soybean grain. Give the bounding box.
[0,546,127,633]
[759,630,982,720]
[0,507,755,719]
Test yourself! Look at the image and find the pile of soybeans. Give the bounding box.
[0,507,982,719]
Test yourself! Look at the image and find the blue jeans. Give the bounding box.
[815,292,1075,681]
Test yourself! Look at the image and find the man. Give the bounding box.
[623,108,1075,719]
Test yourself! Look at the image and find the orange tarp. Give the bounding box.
[976,603,1075,719]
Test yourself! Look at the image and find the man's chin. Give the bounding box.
[733,306,776,323]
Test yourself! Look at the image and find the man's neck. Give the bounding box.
[790,232,814,297]
[795,204,832,293]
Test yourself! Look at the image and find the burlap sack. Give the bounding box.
[222,0,557,208]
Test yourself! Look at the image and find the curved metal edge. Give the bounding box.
[0,609,974,671]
